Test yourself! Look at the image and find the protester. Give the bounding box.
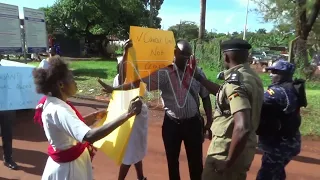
[32,56,143,180]
[193,39,264,180]
[98,39,213,180]
[256,60,306,180]
[114,56,149,180]
[38,48,57,69]
[0,111,18,170]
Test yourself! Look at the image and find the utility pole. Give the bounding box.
[243,0,249,40]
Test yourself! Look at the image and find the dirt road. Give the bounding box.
[0,98,319,180]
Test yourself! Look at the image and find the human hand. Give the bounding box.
[124,39,133,51]
[128,96,143,115]
[97,78,114,93]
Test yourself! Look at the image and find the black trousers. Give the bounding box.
[162,113,203,180]
[0,111,15,161]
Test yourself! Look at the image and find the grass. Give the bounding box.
[29,60,320,136]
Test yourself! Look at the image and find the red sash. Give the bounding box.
[34,96,96,163]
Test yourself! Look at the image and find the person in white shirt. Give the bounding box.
[114,56,149,180]
[32,56,143,180]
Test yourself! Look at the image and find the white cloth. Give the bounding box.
[113,74,149,165]
[39,59,50,69]
[41,96,93,180]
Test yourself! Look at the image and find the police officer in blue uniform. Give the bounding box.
[256,60,307,180]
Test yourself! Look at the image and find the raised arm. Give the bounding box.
[83,96,143,144]
[194,69,220,95]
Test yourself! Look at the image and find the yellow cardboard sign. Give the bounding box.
[93,85,145,165]
[125,26,176,83]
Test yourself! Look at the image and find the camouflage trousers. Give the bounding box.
[256,132,301,180]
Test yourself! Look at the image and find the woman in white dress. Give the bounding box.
[113,54,149,180]
[32,56,143,180]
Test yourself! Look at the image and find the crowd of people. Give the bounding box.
[0,38,307,180]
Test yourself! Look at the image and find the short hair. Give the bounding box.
[225,50,249,64]
[32,56,70,95]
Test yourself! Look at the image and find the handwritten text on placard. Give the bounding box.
[125,26,176,83]
[0,66,42,110]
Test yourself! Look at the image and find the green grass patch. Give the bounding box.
[29,60,320,136]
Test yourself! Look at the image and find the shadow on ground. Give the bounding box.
[12,110,47,142]
[0,146,47,176]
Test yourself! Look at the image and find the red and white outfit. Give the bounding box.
[34,96,96,180]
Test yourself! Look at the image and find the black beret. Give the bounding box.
[221,39,252,52]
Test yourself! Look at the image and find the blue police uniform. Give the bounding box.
[256,60,304,180]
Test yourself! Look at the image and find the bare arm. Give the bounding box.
[226,109,251,166]
[198,77,221,95]
[83,97,142,144]
[83,111,135,144]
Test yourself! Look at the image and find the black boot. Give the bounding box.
[3,156,18,170]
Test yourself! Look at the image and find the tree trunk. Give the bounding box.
[149,0,154,28]
[198,0,206,43]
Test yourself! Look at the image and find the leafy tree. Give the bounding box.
[253,0,320,73]
[168,21,199,41]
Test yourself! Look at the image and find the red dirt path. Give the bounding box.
[1,98,320,180]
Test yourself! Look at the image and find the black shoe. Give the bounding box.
[4,159,19,170]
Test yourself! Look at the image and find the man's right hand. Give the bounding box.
[97,78,114,93]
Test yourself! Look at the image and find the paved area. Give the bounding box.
[0,98,320,180]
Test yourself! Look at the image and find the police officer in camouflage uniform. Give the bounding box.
[194,39,264,180]
[256,60,307,180]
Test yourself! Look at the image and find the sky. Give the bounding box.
[2,0,275,33]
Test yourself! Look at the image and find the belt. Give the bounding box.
[165,112,198,124]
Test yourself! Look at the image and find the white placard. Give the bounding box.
[23,7,47,54]
[0,60,42,110]
[0,3,22,54]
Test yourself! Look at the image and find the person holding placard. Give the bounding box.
[99,39,213,180]
[113,55,149,180]
[32,56,143,180]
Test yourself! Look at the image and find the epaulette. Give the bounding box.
[226,71,241,85]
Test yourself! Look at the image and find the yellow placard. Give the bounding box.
[93,85,145,165]
[125,26,176,83]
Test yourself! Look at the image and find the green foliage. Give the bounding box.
[168,21,199,41]
[41,0,163,39]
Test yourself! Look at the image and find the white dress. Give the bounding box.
[38,59,50,69]
[41,96,93,180]
[113,74,149,165]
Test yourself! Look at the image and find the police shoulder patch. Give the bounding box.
[226,71,241,85]
[266,88,275,95]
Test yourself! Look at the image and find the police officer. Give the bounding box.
[256,60,306,180]
[194,39,264,180]
[0,110,18,170]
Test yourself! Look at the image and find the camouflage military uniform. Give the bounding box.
[256,60,303,180]
[202,63,264,180]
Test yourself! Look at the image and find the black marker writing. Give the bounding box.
[150,46,164,56]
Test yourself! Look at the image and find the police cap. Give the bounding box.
[265,59,295,75]
[221,39,252,52]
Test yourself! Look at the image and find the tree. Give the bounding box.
[199,0,206,42]
[253,0,320,73]
[168,21,199,41]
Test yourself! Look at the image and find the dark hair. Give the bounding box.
[33,56,70,95]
